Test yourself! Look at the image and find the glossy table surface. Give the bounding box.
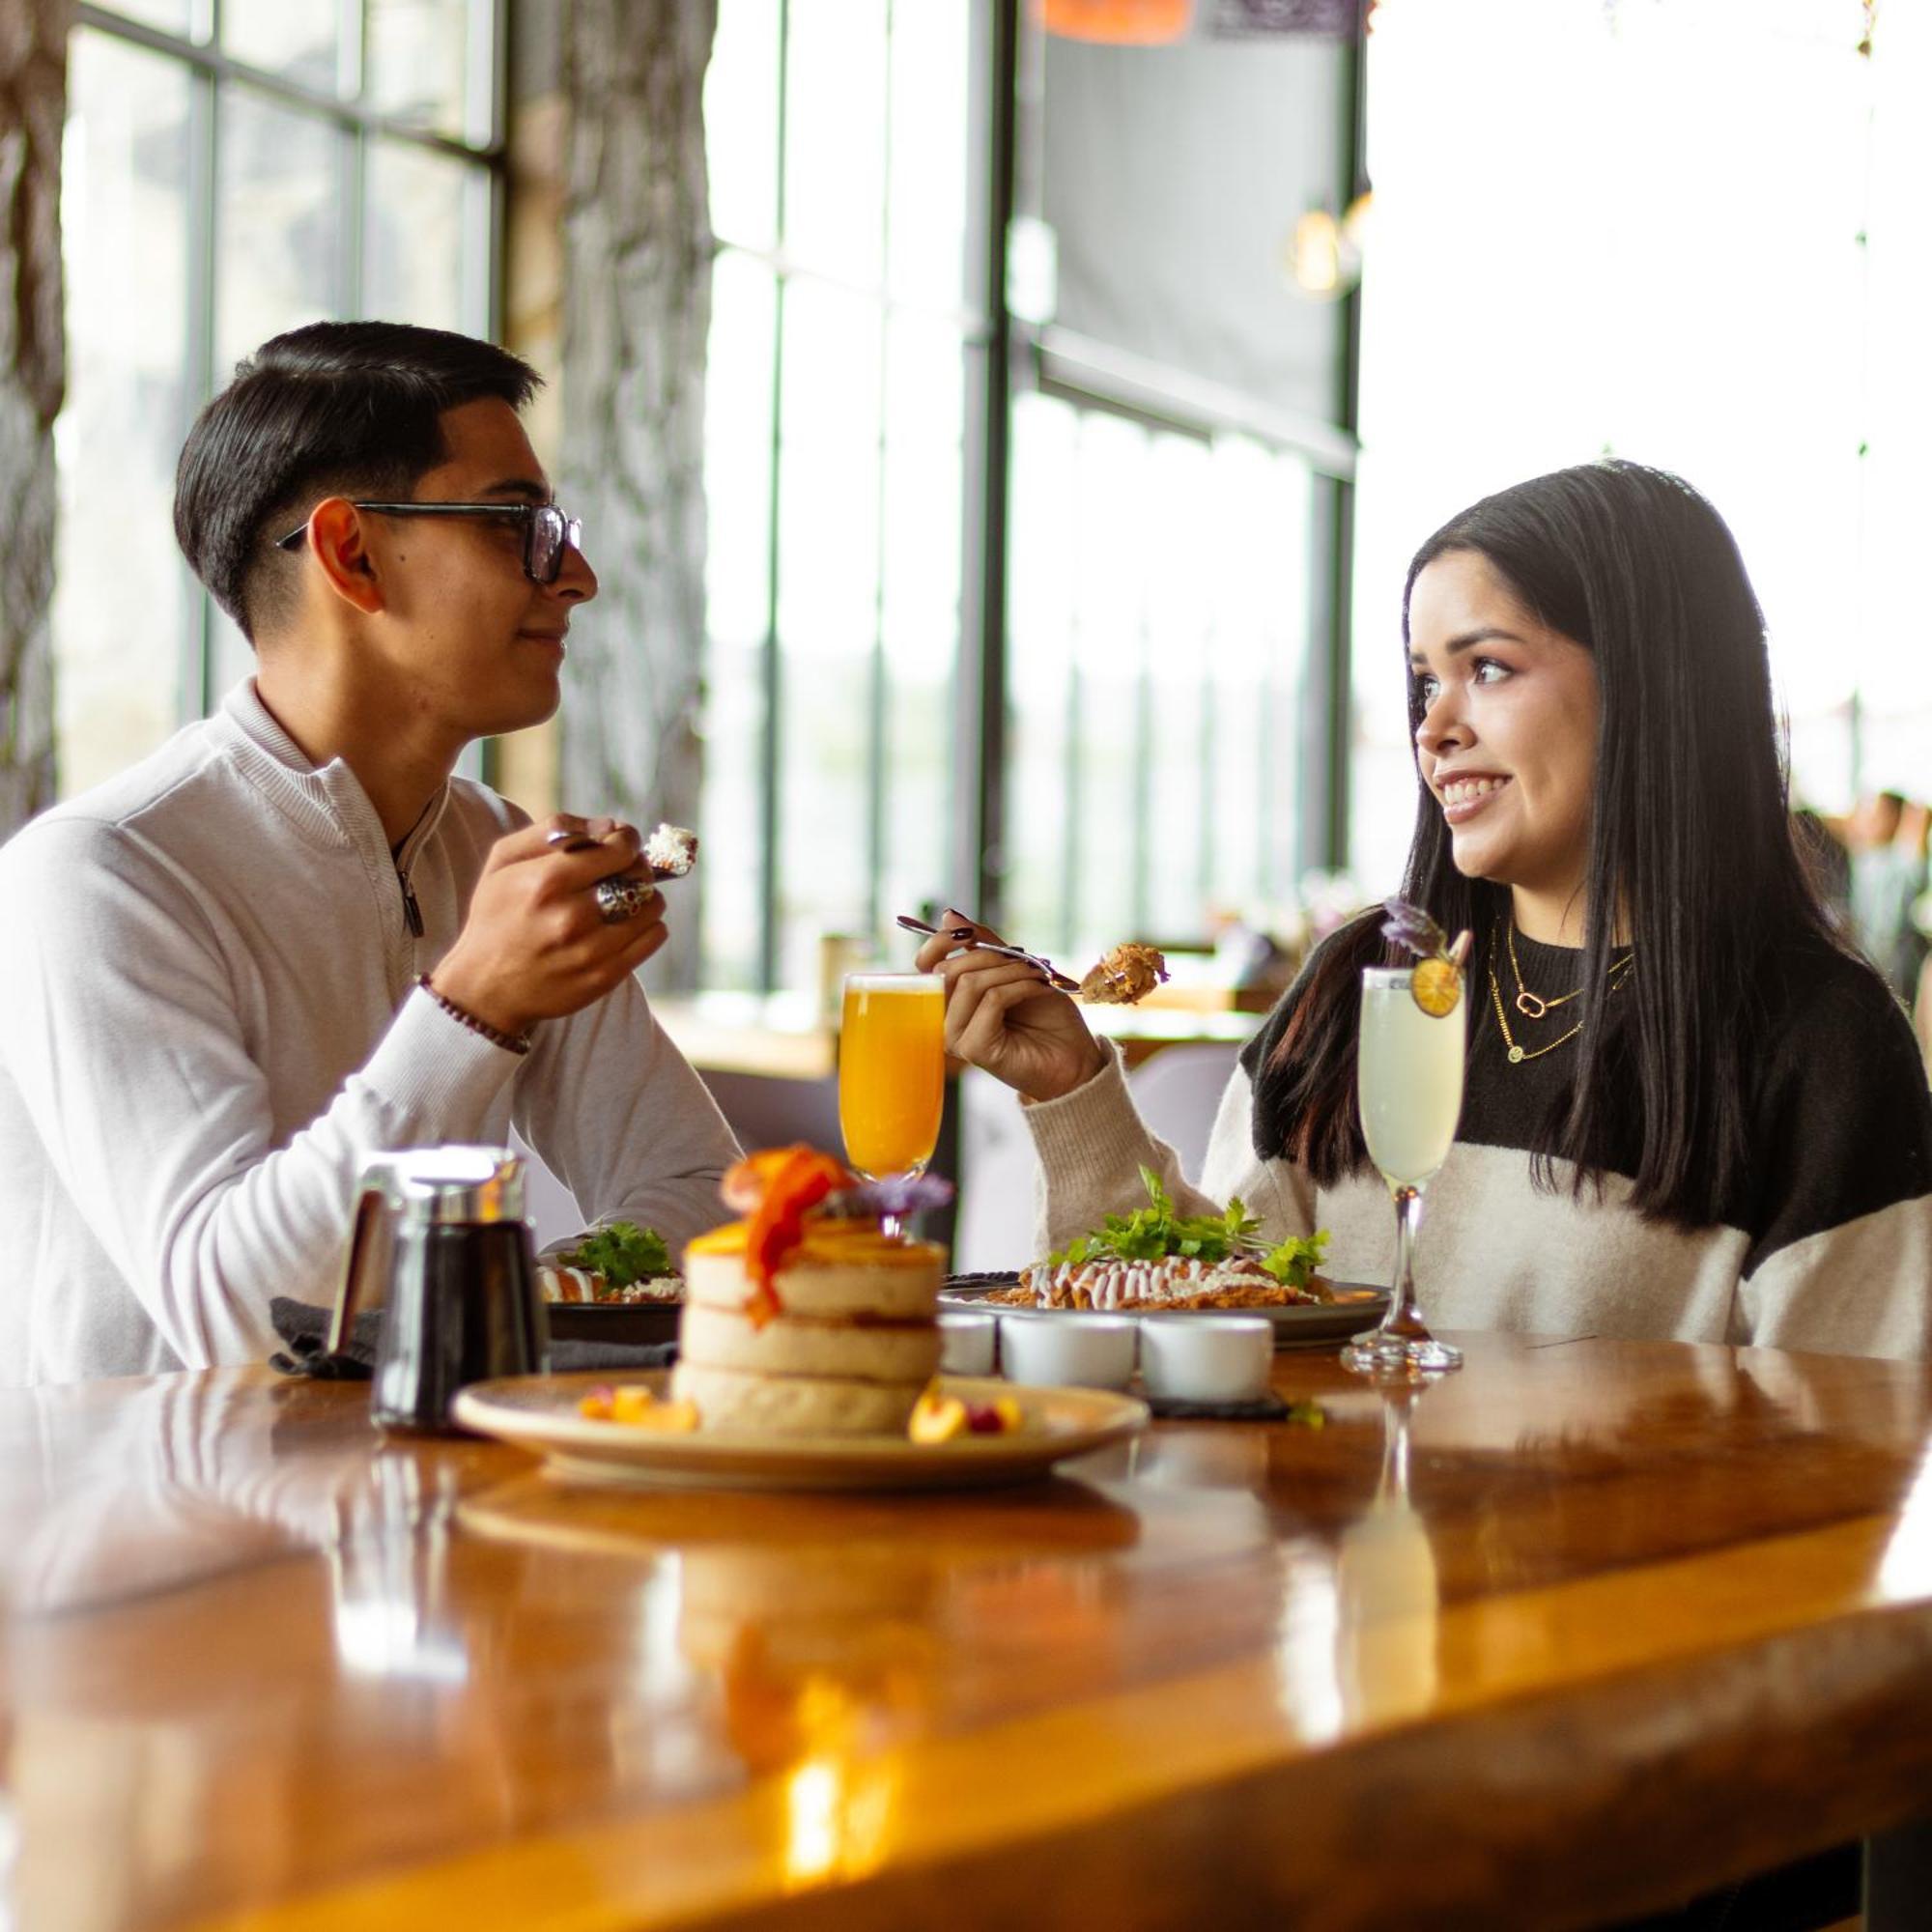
[6,1335,1932,1930]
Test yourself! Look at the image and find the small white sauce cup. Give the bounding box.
[1137,1316,1273,1404]
[999,1312,1137,1391]
[937,1311,998,1377]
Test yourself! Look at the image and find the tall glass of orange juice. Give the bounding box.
[838,974,946,1221]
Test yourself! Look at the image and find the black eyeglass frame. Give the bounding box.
[272,501,585,586]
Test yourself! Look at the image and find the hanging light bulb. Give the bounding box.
[1286,188,1370,298]
[1289,208,1342,296]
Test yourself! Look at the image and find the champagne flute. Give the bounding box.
[838,973,946,1236]
[1340,965,1465,1376]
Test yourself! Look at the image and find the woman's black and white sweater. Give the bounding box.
[1023,929,1932,1357]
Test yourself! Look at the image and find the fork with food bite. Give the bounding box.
[547,820,698,877]
[895,914,1080,991]
[896,914,1168,1005]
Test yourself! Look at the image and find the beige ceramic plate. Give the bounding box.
[452,1371,1149,1493]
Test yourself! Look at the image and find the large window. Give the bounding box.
[1005,392,1319,961]
[1351,0,1932,891]
[701,0,976,994]
[701,1,1356,996]
[54,1,502,798]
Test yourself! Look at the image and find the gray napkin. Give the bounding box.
[268,1296,676,1379]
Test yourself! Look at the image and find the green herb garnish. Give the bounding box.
[1259,1230,1330,1290]
[1048,1168,1325,1273]
[562,1220,672,1288]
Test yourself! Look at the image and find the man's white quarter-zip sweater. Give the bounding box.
[0,681,740,1384]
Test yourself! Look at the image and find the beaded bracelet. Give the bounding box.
[416,975,532,1056]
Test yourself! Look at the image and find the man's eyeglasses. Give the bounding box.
[273,501,585,586]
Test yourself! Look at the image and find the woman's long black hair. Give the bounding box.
[1261,459,1839,1227]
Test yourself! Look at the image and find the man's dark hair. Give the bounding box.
[174,320,542,642]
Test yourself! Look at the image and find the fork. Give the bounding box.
[895,914,1081,992]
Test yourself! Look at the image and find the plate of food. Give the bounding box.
[537,1220,683,1346]
[479,1147,1151,1490]
[940,1170,1388,1349]
[452,1370,1148,1492]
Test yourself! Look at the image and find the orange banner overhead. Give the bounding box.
[1039,0,1193,45]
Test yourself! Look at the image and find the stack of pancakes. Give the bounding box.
[672,1223,944,1435]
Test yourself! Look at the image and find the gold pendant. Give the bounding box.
[1514,990,1548,1020]
[1508,1045,1525,1064]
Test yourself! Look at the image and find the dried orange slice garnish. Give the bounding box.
[1410,956,1462,1017]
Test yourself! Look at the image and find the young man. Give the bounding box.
[0,321,739,1383]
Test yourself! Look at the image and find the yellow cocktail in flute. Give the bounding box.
[838,974,946,1192]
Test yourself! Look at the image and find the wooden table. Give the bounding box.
[5,1336,1932,1930]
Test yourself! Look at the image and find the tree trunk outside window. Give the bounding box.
[0,1,68,838]
[559,0,717,990]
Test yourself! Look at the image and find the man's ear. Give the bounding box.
[305,498,386,615]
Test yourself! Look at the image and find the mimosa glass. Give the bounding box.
[1340,965,1465,1376]
[839,973,946,1232]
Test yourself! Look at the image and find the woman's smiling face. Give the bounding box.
[1406,549,1602,938]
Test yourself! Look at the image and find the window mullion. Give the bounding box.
[185,59,218,717]
[756,0,793,995]
[953,0,1017,928]
[865,0,896,952]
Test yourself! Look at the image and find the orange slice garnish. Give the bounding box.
[1411,957,1462,1017]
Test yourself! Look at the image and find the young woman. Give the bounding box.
[920,461,1932,1356]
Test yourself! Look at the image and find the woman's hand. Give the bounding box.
[914,910,1109,1103]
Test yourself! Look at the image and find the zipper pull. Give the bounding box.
[399,872,424,938]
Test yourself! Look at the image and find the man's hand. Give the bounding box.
[429,815,666,1038]
[915,910,1109,1103]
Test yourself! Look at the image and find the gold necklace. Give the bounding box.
[1488,927,1635,1064]
[1505,921,1635,1020]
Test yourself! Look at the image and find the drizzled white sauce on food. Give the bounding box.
[1016,1256,1314,1311]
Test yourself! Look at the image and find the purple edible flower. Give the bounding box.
[818,1173,956,1220]
[1379,897,1450,961]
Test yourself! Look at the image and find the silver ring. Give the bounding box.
[593,874,656,924]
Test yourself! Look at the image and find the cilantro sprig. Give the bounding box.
[1259,1230,1329,1290]
[562,1221,672,1288]
[1048,1168,1329,1285]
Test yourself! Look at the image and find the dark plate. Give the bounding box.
[939,1273,1389,1351]
[541,1297,682,1347]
